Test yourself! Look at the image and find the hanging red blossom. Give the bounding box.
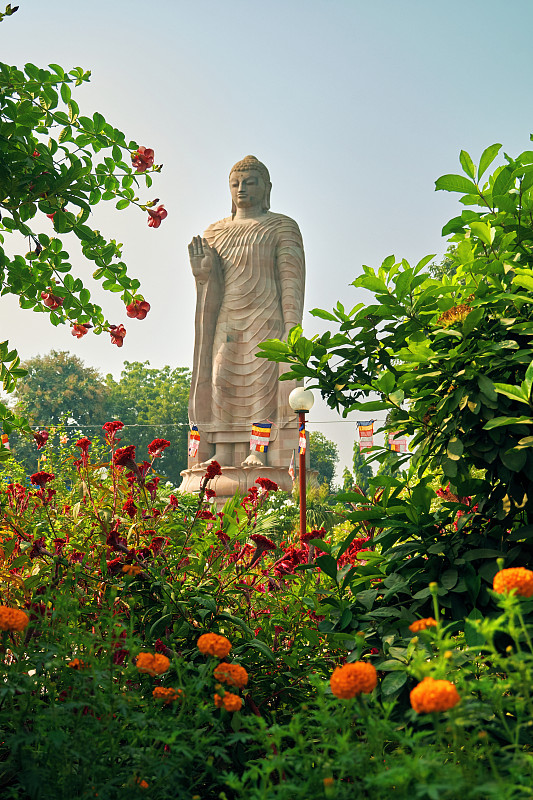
[41,290,64,309]
[147,205,167,228]
[131,146,154,172]
[72,323,92,338]
[148,438,171,458]
[126,300,151,320]
[109,324,126,347]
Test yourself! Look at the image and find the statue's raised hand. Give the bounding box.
[188,236,218,285]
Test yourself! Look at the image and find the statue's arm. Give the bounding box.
[276,219,305,337]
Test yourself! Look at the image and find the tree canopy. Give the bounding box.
[105,361,191,484]
[308,430,339,489]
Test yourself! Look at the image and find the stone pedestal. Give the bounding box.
[179,463,295,508]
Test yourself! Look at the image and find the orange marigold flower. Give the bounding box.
[135,778,149,789]
[213,662,248,689]
[410,677,460,713]
[122,564,142,576]
[136,652,170,676]
[493,567,533,598]
[330,661,377,699]
[68,658,90,670]
[0,605,29,632]
[214,691,243,712]
[152,686,183,704]
[197,632,232,658]
[409,617,438,633]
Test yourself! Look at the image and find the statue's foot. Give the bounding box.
[241,453,265,467]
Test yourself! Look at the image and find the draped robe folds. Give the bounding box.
[189,211,305,459]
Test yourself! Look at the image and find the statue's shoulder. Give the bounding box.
[204,216,232,237]
[266,212,302,235]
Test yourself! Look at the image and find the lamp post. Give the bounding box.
[288,387,314,539]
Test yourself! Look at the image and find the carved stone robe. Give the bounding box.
[189,211,305,462]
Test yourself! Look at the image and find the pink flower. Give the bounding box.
[109,324,126,347]
[72,323,92,339]
[33,430,49,449]
[126,300,150,320]
[131,146,154,173]
[147,205,167,228]
[148,438,170,458]
[41,290,63,310]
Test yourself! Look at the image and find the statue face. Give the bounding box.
[229,169,267,210]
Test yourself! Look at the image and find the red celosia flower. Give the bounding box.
[148,438,170,458]
[147,205,167,228]
[204,461,222,481]
[205,488,216,499]
[41,290,64,310]
[122,497,137,518]
[168,494,180,507]
[197,509,216,520]
[150,536,166,556]
[131,146,154,172]
[72,323,92,338]
[301,527,326,544]
[102,420,124,443]
[249,534,277,567]
[33,430,49,449]
[76,437,91,453]
[109,324,126,347]
[255,477,278,493]
[30,471,55,488]
[114,445,136,466]
[126,300,151,320]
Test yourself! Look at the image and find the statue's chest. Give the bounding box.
[210,226,277,267]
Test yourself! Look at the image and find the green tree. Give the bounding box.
[0,9,162,456]
[308,430,339,489]
[105,361,191,485]
[8,349,108,472]
[352,444,373,492]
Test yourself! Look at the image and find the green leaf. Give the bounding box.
[477,374,497,401]
[315,554,338,583]
[513,275,533,292]
[446,437,463,459]
[435,174,478,194]
[459,150,476,180]
[470,221,494,246]
[500,447,527,472]
[478,143,502,179]
[484,416,533,431]
[115,199,129,210]
[493,383,530,405]
[381,671,407,696]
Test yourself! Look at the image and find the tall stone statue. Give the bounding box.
[180,156,305,499]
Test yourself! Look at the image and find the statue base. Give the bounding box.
[179,463,295,508]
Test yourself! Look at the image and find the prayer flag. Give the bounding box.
[388,432,408,452]
[357,420,374,451]
[288,451,295,480]
[250,421,273,453]
[298,422,306,455]
[1,433,9,450]
[188,425,200,458]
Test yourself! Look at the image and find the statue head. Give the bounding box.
[229,155,271,218]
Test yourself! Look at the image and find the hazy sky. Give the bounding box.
[2,0,533,479]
